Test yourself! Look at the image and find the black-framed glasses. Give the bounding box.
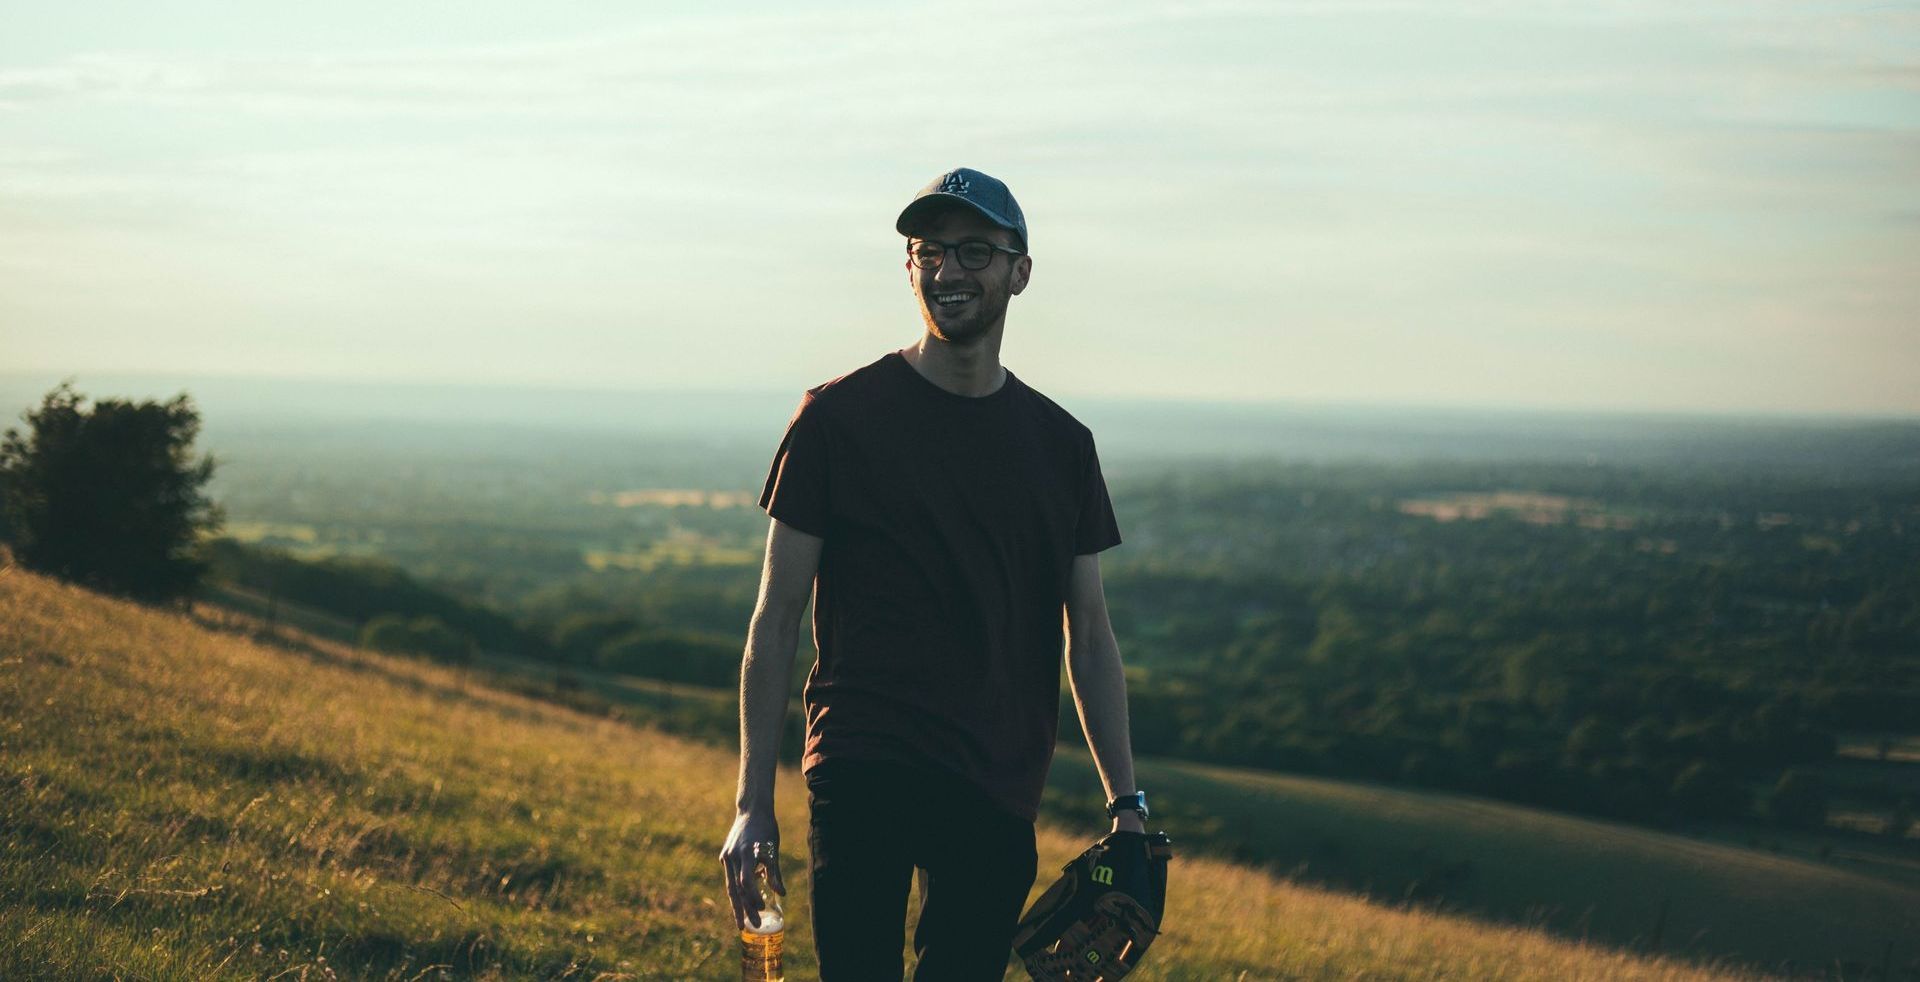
[907,238,1024,271]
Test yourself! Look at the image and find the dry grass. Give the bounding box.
[1037,752,1920,974]
[0,566,1757,979]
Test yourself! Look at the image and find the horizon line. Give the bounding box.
[2,368,1916,425]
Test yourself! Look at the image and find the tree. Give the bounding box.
[1842,586,1920,657]
[1564,715,1622,763]
[1886,797,1915,840]
[1670,759,1748,821]
[1762,769,1828,829]
[0,383,221,603]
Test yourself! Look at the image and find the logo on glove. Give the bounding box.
[1012,831,1172,981]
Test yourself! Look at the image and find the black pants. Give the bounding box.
[806,756,1038,981]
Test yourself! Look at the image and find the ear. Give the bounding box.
[1009,254,1033,297]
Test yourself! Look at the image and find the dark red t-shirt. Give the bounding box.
[758,350,1122,821]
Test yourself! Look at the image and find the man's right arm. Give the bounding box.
[720,516,823,930]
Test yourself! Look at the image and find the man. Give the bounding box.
[720,167,1147,981]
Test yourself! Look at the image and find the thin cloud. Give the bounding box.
[1,1,1915,412]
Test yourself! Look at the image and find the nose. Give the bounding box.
[932,251,971,284]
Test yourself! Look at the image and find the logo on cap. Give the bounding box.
[938,172,971,195]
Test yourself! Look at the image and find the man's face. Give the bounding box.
[905,208,1031,345]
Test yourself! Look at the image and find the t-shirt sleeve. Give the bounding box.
[1073,433,1122,555]
[758,393,831,537]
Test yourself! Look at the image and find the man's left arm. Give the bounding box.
[1063,551,1145,833]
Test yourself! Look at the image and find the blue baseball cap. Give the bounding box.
[895,167,1027,252]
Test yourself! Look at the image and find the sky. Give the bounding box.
[1,1,1916,416]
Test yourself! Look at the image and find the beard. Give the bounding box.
[917,290,1006,345]
[921,308,988,344]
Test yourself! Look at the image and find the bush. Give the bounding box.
[595,631,738,688]
[360,613,473,663]
[203,538,540,656]
[552,612,647,663]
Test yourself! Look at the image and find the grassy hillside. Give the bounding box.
[1,566,1753,980]
[1045,755,1920,975]
[339,606,1918,976]
[435,634,1920,974]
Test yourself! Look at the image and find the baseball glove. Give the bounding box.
[1012,830,1172,981]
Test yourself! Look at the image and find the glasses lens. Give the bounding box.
[910,242,944,268]
[954,242,995,270]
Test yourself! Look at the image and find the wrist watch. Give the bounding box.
[1105,791,1149,822]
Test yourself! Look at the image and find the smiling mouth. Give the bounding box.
[932,291,976,308]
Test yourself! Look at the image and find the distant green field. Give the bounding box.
[581,542,759,572]
[1043,753,1919,976]
[223,520,322,545]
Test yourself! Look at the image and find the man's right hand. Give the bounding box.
[720,809,785,931]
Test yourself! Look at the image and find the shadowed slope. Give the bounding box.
[1043,753,1920,974]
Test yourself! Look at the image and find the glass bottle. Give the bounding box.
[740,842,784,982]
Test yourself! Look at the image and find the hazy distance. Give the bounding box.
[4,372,1915,479]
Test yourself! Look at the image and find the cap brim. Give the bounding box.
[896,195,1024,249]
